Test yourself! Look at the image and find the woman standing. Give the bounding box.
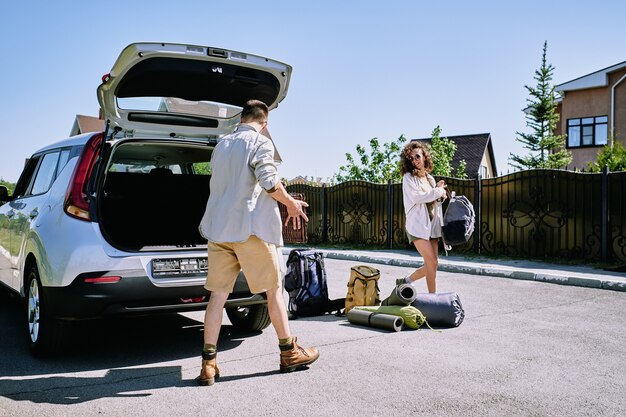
[399,141,447,293]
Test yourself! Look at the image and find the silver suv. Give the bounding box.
[0,42,292,356]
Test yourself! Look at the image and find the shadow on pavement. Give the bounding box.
[0,366,186,404]
[0,290,258,378]
[288,313,346,323]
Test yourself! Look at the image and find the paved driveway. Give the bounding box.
[1,259,625,417]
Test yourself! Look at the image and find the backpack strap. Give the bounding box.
[314,252,329,300]
[327,298,346,316]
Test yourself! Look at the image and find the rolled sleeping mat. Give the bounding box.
[347,309,404,332]
[410,292,465,327]
[381,283,418,306]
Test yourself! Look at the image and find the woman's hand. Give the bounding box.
[436,180,447,201]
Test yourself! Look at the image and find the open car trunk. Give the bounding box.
[98,140,212,251]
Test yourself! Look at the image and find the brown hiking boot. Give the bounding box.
[197,351,220,386]
[279,337,319,373]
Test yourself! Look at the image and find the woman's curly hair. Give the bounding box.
[399,141,433,177]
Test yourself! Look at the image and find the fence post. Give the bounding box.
[473,174,482,254]
[387,179,393,249]
[601,166,609,262]
[322,184,328,243]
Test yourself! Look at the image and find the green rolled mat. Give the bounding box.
[354,305,426,330]
[381,283,417,306]
[347,308,404,332]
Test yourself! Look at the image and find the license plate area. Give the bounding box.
[152,257,208,278]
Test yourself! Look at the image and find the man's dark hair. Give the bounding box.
[241,99,269,123]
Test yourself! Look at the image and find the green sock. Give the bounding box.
[203,343,217,353]
[278,336,293,346]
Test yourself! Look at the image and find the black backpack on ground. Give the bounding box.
[284,249,344,317]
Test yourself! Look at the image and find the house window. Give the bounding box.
[567,116,608,148]
[479,165,488,179]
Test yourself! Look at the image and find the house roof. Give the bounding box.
[556,60,626,92]
[70,114,104,136]
[412,133,496,177]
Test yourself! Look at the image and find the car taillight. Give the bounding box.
[64,133,103,221]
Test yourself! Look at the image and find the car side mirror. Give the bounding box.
[0,186,10,202]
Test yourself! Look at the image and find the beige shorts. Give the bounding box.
[205,235,281,294]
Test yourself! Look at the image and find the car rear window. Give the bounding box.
[31,152,60,195]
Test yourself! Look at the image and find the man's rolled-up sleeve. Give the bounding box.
[251,138,279,191]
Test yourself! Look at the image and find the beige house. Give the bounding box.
[555,60,626,170]
[286,176,329,186]
[70,114,103,136]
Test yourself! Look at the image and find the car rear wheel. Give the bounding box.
[26,265,69,356]
[225,304,271,332]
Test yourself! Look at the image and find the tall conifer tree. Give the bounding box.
[510,41,571,169]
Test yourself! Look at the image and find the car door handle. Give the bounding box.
[29,209,39,219]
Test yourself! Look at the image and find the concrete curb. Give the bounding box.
[283,248,626,293]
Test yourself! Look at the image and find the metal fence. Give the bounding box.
[286,169,626,264]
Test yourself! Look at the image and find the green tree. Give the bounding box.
[334,135,406,183]
[456,159,468,179]
[0,178,15,195]
[193,162,211,175]
[509,41,572,170]
[588,135,626,172]
[429,126,457,177]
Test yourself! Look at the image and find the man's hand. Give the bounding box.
[284,198,309,230]
[267,181,309,230]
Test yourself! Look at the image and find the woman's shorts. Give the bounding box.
[205,235,281,294]
[407,231,419,243]
[406,231,440,243]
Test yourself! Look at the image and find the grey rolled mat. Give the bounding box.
[381,283,418,306]
[410,292,464,327]
[347,309,404,332]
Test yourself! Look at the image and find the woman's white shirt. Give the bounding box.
[402,172,446,240]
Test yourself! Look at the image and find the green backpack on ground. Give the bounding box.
[345,265,381,313]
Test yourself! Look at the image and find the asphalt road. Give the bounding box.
[1,258,625,417]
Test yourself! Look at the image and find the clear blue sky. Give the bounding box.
[1,0,625,183]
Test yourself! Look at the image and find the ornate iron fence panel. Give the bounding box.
[480,170,602,260]
[325,181,389,246]
[390,182,410,248]
[284,184,324,244]
[286,170,623,264]
[609,171,626,263]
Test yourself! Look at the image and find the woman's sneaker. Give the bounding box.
[396,277,411,286]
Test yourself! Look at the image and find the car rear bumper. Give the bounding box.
[44,269,265,319]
